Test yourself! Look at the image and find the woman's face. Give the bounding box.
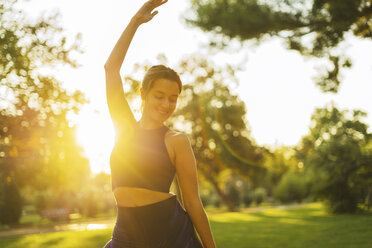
[142,78,180,123]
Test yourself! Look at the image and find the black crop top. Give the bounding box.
[110,121,176,193]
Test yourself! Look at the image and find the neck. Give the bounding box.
[139,116,164,130]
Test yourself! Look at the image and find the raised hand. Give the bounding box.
[132,0,168,24]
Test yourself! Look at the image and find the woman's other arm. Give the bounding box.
[104,0,167,135]
[104,19,137,134]
[173,134,216,248]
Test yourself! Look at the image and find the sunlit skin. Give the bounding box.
[140,78,180,128]
[104,0,216,247]
[114,79,181,206]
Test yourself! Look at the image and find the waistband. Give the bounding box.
[116,194,177,210]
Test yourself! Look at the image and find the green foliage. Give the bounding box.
[253,187,267,205]
[261,145,300,196]
[273,171,308,203]
[187,0,372,93]
[0,176,23,225]
[79,173,115,218]
[33,173,115,220]
[200,190,221,207]
[0,0,90,223]
[217,170,255,209]
[224,176,242,210]
[188,0,303,41]
[242,190,254,207]
[172,55,266,181]
[174,55,266,210]
[297,103,372,213]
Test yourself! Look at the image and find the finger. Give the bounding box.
[151,10,159,18]
[155,0,168,7]
[150,0,162,6]
[148,0,160,8]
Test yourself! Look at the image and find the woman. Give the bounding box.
[103,0,216,247]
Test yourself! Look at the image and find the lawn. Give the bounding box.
[0,203,371,248]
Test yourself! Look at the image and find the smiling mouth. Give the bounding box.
[158,110,168,115]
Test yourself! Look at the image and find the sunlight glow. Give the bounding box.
[55,223,113,231]
[75,107,115,174]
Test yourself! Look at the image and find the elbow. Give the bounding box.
[184,196,203,213]
[104,62,119,72]
[104,62,111,71]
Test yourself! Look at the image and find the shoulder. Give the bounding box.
[165,129,190,148]
[164,130,192,165]
[165,130,197,171]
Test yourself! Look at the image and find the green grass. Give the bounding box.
[0,229,111,248]
[210,203,372,248]
[0,209,117,231]
[1,203,371,248]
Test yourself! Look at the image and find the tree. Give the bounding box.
[362,139,372,209]
[296,103,372,213]
[261,145,300,196]
[187,0,372,93]
[273,171,308,203]
[173,55,266,210]
[0,176,22,225]
[0,0,89,223]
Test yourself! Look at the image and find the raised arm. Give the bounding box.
[173,133,217,248]
[104,0,168,137]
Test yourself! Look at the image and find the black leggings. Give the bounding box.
[103,195,203,248]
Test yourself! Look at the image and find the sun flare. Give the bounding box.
[75,108,116,174]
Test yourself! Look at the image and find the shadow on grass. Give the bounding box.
[209,203,372,248]
[41,237,64,246]
[0,229,113,248]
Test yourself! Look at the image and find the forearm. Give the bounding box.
[185,198,216,248]
[104,18,141,71]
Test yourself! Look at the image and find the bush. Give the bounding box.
[253,188,267,205]
[200,192,220,207]
[273,171,307,203]
[0,178,23,225]
[225,182,241,208]
[242,191,254,207]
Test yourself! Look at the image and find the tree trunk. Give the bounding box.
[365,185,372,210]
[199,168,237,211]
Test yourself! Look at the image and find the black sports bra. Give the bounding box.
[110,121,175,193]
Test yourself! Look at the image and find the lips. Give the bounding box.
[158,110,168,115]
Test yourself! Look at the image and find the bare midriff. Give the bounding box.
[113,186,175,207]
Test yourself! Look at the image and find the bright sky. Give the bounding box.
[20,0,372,174]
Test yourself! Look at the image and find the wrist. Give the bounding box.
[130,16,142,26]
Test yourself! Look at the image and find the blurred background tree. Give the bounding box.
[273,170,308,203]
[296,104,372,213]
[187,0,372,93]
[261,145,310,203]
[0,0,90,224]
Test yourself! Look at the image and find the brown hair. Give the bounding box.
[142,65,182,96]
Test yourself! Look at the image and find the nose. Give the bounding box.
[160,99,170,109]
